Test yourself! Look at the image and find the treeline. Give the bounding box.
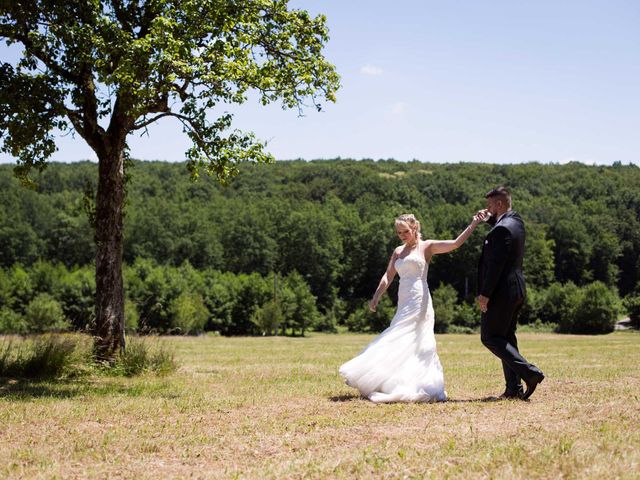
[1,159,639,335]
[0,260,323,336]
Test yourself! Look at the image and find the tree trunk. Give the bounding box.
[93,144,126,362]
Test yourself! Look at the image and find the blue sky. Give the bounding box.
[1,0,639,165]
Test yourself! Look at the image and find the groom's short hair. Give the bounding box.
[486,187,512,207]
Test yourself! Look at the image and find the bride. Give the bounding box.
[339,211,487,403]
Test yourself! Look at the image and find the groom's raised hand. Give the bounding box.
[476,295,489,313]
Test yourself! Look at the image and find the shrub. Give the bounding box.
[517,319,557,333]
[58,266,95,331]
[125,297,140,333]
[8,265,33,312]
[0,307,28,335]
[453,301,481,331]
[0,339,16,376]
[251,300,283,336]
[24,293,70,333]
[110,336,177,376]
[0,334,92,378]
[432,284,457,333]
[0,334,176,378]
[623,294,640,328]
[544,282,582,333]
[447,324,476,334]
[569,282,620,334]
[517,288,542,325]
[21,335,81,377]
[345,296,395,333]
[313,297,342,334]
[169,292,209,334]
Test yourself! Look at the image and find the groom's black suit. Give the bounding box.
[478,210,543,395]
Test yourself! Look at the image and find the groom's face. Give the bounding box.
[486,197,501,217]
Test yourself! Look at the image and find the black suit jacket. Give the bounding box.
[478,211,526,302]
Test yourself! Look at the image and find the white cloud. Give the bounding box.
[360,64,383,76]
[391,102,408,115]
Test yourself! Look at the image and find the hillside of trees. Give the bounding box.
[1,159,639,335]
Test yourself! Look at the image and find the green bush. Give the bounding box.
[0,307,28,335]
[110,336,177,376]
[21,335,81,377]
[623,294,640,328]
[251,300,283,336]
[0,334,92,378]
[58,266,95,331]
[544,282,582,333]
[125,297,140,333]
[313,297,343,334]
[169,292,209,334]
[517,288,542,325]
[568,282,620,334]
[453,301,481,331]
[345,296,395,333]
[25,293,70,333]
[447,324,476,334]
[432,284,457,333]
[8,265,33,312]
[517,319,557,333]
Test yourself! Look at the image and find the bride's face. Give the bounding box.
[396,222,415,244]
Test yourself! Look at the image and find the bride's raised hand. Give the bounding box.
[473,209,489,225]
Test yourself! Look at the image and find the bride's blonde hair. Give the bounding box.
[395,214,422,243]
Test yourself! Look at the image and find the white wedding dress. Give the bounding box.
[339,249,447,403]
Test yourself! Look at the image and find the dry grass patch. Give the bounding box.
[1,331,638,479]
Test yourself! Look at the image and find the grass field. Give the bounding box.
[1,331,639,479]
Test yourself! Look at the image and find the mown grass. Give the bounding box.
[1,331,639,479]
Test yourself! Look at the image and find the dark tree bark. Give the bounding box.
[93,140,126,361]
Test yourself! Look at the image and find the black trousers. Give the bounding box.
[480,295,541,391]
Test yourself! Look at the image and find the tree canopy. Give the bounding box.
[1,0,339,182]
[1,0,340,359]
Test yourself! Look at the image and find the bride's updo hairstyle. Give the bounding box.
[395,214,422,243]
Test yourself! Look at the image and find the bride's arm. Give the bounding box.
[425,210,487,257]
[369,249,399,312]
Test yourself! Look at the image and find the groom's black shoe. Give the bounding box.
[499,388,524,400]
[522,372,545,400]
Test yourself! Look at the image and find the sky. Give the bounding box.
[1,0,639,165]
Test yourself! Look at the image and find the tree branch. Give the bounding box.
[131,111,174,131]
[0,25,80,84]
[110,0,133,33]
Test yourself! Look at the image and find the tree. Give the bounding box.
[251,299,282,336]
[169,291,209,334]
[1,1,339,360]
[283,270,320,336]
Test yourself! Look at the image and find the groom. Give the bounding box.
[477,187,545,400]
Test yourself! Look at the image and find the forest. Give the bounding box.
[1,159,639,335]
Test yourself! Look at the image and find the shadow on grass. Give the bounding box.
[329,393,516,403]
[446,396,515,403]
[0,377,179,401]
[329,394,362,402]
[0,378,82,399]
